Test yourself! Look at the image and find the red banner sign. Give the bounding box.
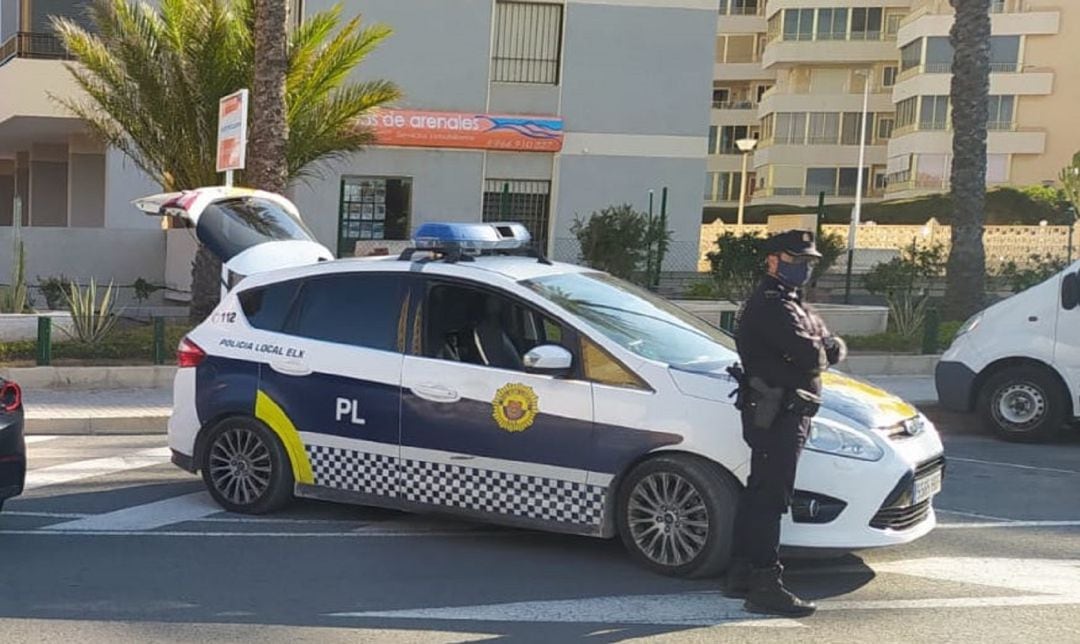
[360,109,564,153]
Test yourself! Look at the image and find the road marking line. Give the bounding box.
[947,456,1079,476]
[818,595,1080,610]
[0,529,514,538]
[24,436,59,444]
[46,492,221,531]
[937,508,1015,522]
[1,511,90,519]
[22,447,171,491]
[938,520,1080,529]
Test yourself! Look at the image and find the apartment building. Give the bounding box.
[707,0,1075,210]
[0,0,716,296]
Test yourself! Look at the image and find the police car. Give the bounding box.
[140,187,945,578]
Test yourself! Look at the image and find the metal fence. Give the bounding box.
[0,32,69,65]
[491,1,563,84]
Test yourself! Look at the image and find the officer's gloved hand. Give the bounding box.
[823,336,847,366]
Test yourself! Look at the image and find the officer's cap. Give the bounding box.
[763,229,823,259]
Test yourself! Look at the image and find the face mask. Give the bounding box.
[777,259,813,287]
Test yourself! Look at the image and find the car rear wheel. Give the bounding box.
[978,366,1067,443]
[616,454,738,578]
[201,417,294,514]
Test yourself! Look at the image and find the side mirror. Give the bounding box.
[523,344,573,376]
[1062,272,1079,311]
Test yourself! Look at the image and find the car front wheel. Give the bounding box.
[979,366,1067,443]
[616,454,738,578]
[201,417,294,514]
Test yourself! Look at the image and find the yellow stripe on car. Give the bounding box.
[255,390,314,484]
[822,372,919,419]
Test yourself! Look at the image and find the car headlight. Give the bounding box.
[807,420,884,462]
[954,312,983,338]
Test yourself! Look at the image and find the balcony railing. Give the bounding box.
[893,121,1021,135]
[0,32,70,66]
[712,100,757,110]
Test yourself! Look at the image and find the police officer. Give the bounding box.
[723,229,846,617]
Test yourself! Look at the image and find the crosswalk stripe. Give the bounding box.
[23,447,171,491]
[24,436,59,445]
[46,491,222,531]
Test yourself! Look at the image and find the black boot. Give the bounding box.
[723,558,752,598]
[744,564,816,617]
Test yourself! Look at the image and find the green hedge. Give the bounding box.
[845,319,963,354]
[0,322,190,365]
[703,187,1071,226]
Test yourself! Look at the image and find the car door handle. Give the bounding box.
[270,359,312,377]
[411,383,460,403]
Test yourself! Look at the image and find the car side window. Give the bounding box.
[581,337,648,390]
[420,282,571,372]
[286,273,404,351]
[239,280,300,332]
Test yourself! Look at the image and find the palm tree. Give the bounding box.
[249,0,289,195]
[52,0,401,322]
[943,0,991,321]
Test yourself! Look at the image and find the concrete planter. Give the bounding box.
[0,312,76,342]
[672,300,889,337]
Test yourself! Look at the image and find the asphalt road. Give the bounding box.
[1,421,1079,643]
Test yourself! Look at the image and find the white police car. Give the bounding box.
[142,187,945,578]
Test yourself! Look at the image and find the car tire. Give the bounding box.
[200,416,294,514]
[616,454,738,579]
[978,366,1067,443]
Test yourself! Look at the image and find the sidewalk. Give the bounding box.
[19,376,939,435]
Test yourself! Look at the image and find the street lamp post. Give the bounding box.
[736,137,758,231]
[844,69,872,305]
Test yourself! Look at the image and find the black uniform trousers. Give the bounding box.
[732,409,811,569]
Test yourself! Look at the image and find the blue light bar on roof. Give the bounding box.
[413,222,531,251]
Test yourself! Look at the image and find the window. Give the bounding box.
[724,35,757,63]
[713,88,730,105]
[721,0,759,16]
[988,95,1015,130]
[838,168,869,196]
[581,337,646,389]
[756,84,770,102]
[915,154,949,188]
[876,116,895,141]
[240,280,301,332]
[806,168,838,196]
[807,112,840,145]
[816,8,848,41]
[885,13,904,36]
[874,170,888,190]
[901,41,922,72]
[339,177,412,256]
[925,37,954,73]
[708,126,719,154]
[482,179,552,252]
[841,112,872,145]
[990,35,1020,72]
[421,282,569,372]
[288,274,405,351]
[783,9,814,41]
[705,172,718,200]
[767,13,782,41]
[850,8,883,41]
[920,96,949,130]
[775,112,807,145]
[492,1,563,84]
[719,125,750,154]
[523,272,737,371]
[196,196,318,264]
[883,65,898,87]
[896,97,918,128]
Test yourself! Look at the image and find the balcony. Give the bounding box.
[762,37,898,68]
[893,64,1054,101]
[0,32,70,66]
[888,126,1047,157]
[758,90,896,116]
[754,142,888,167]
[899,3,1059,44]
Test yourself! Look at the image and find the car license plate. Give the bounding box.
[913,469,943,504]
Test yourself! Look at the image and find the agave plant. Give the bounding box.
[62,279,123,345]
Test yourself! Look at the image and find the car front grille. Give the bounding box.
[870,499,932,531]
[916,454,946,479]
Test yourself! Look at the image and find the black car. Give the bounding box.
[0,378,25,512]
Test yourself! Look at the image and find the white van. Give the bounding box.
[936,261,1080,442]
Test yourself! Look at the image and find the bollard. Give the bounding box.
[36,316,52,366]
[921,306,940,355]
[153,317,166,365]
[719,310,736,333]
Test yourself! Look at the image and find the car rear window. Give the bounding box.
[239,280,300,332]
[286,273,405,352]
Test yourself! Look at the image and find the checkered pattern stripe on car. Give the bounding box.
[303,444,605,526]
[398,459,606,526]
[306,445,398,498]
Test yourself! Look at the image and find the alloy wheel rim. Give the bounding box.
[209,428,272,505]
[995,383,1046,427]
[627,472,709,567]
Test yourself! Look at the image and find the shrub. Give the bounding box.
[705,231,766,302]
[37,275,74,310]
[571,204,671,284]
[133,277,163,304]
[862,243,946,338]
[995,254,1069,294]
[62,279,122,345]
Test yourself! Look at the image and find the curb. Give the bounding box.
[1,366,177,390]
[25,416,169,435]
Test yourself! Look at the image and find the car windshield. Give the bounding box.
[196,197,316,262]
[522,272,737,371]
